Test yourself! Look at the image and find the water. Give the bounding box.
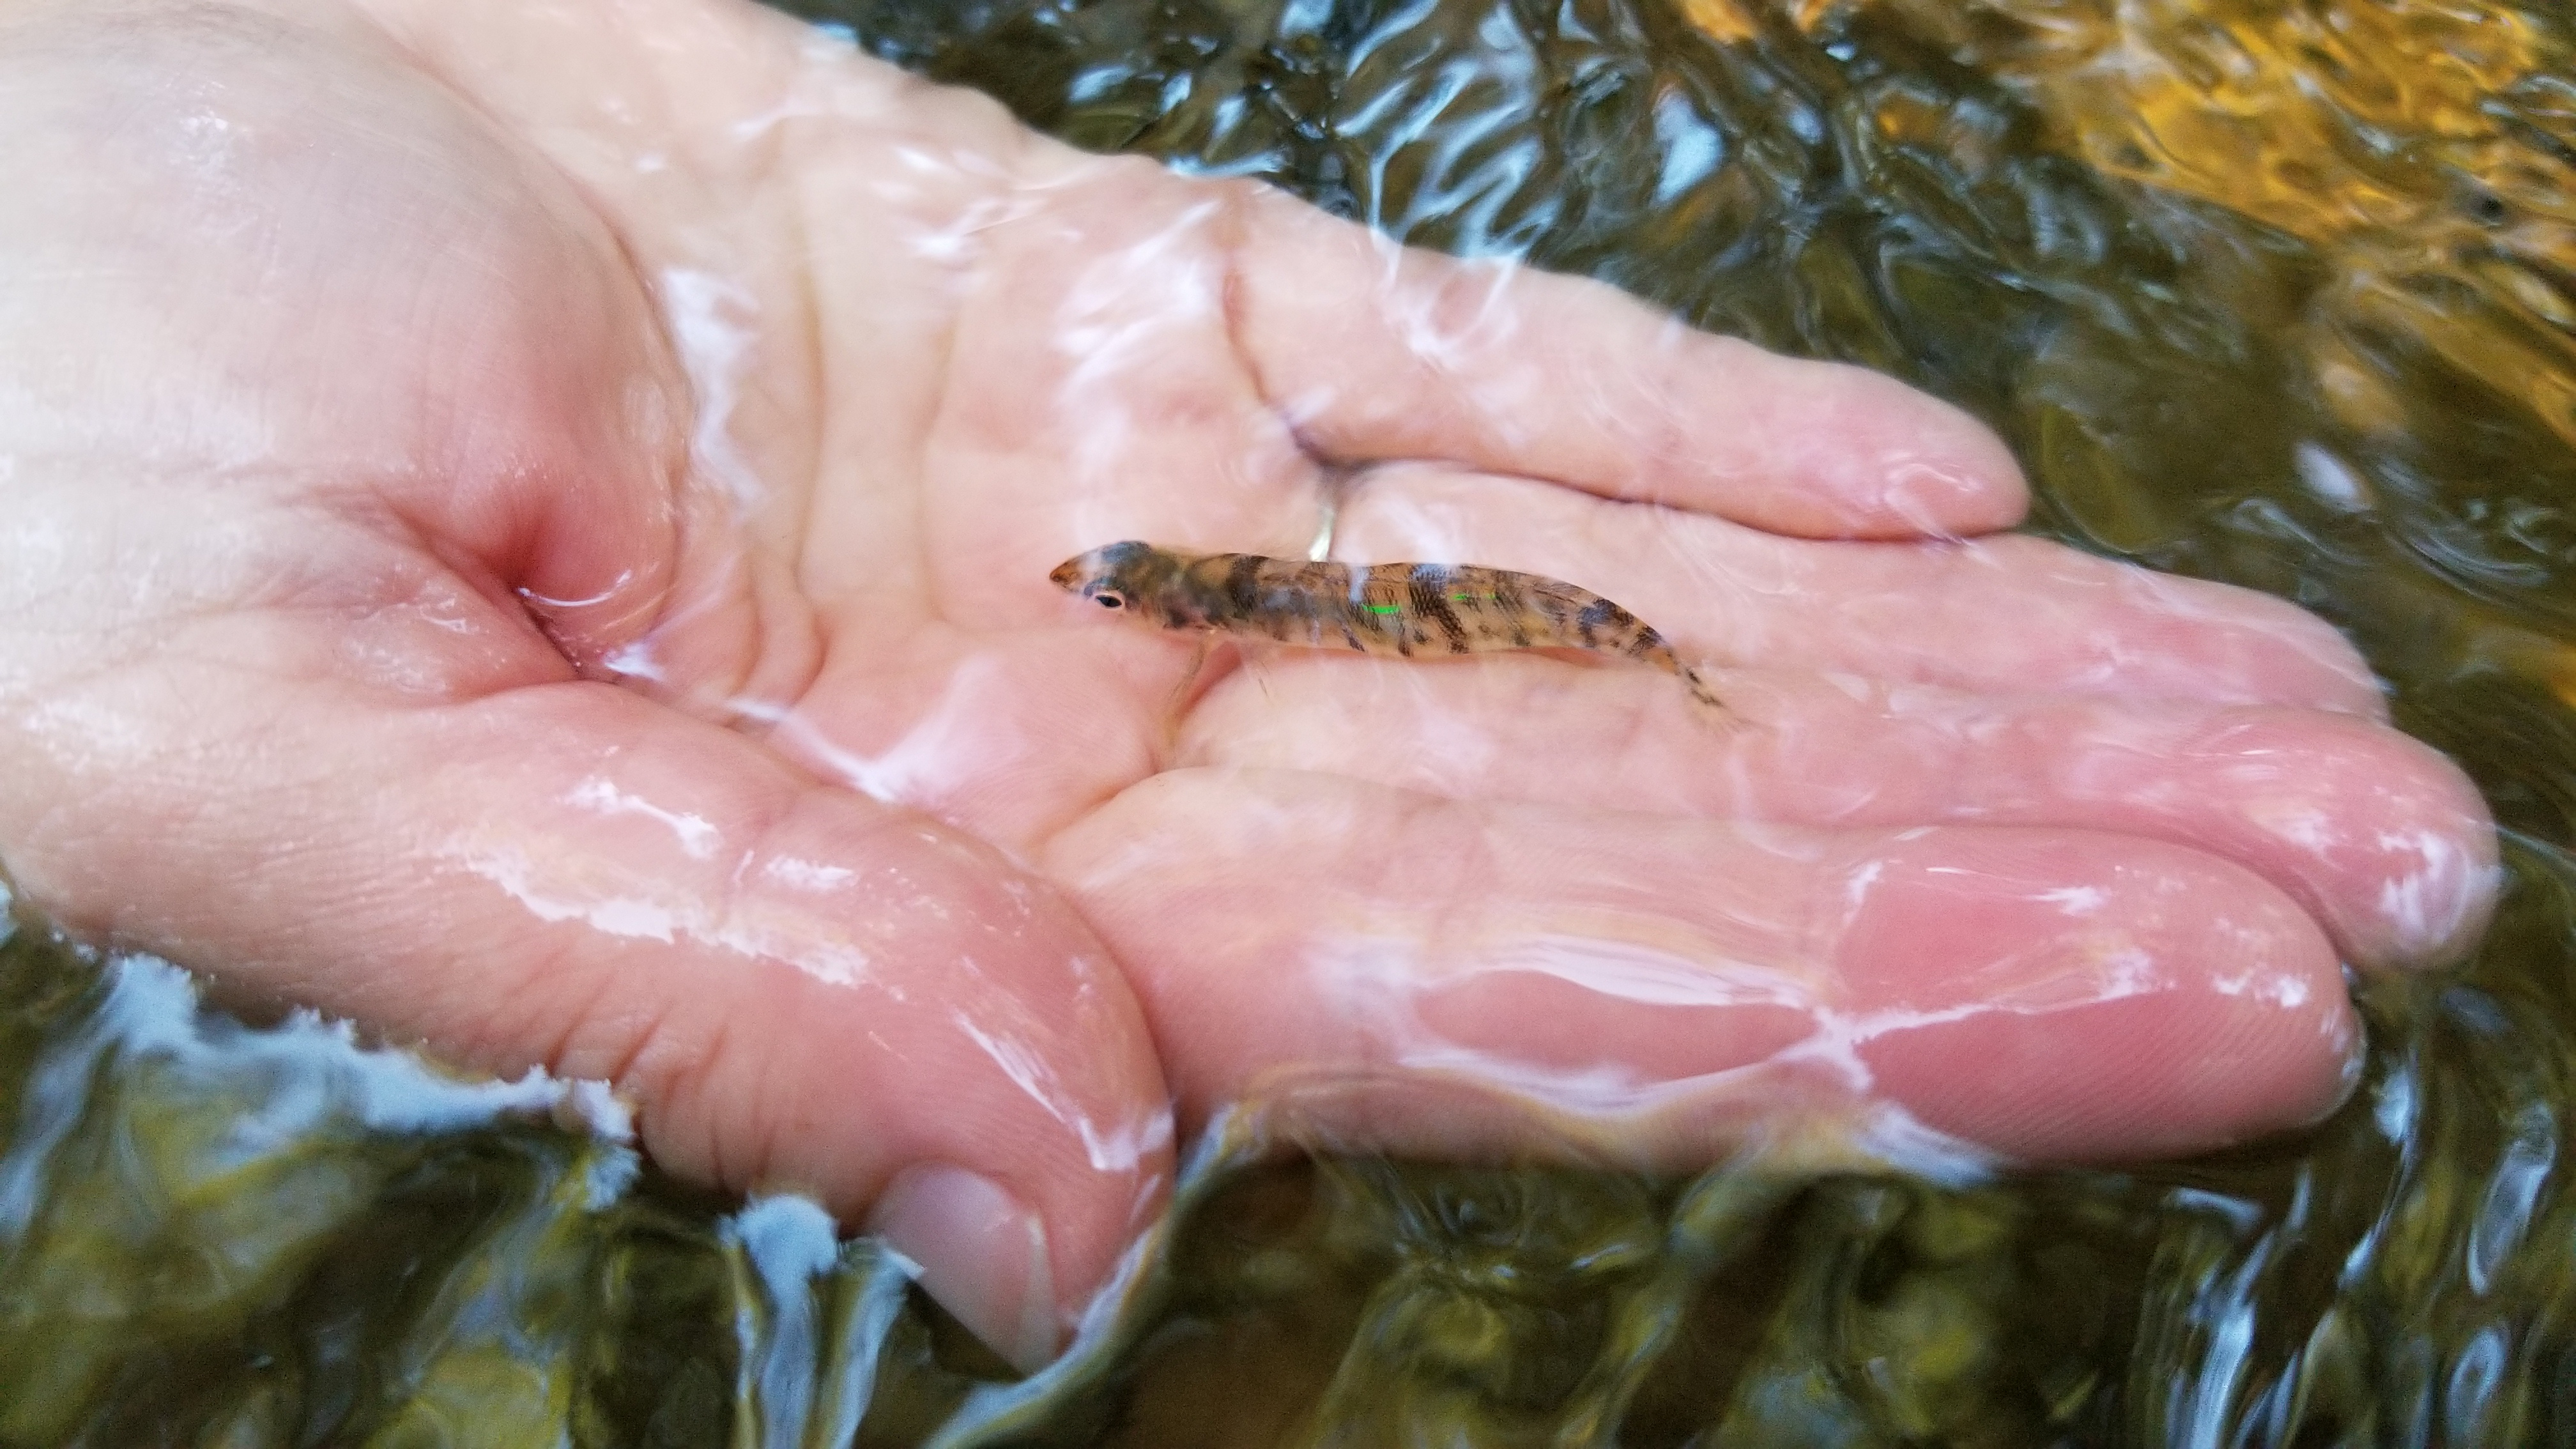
[3,0,2573,1443]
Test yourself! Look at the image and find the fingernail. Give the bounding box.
[869,1165,1057,1374]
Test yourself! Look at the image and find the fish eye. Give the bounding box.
[1094,592,1126,610]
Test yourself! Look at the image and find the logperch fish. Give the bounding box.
[1049,540,1723,711]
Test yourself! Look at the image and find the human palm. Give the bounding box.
[0,0,2496,1369]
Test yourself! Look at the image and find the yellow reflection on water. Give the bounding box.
[1682,0,2576,452]
[1997,0,2541,240]
[1676,0,1761,43]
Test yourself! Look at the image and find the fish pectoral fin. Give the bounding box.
[1165,633,1220,723]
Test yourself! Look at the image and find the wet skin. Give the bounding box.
[0,0,2497,1372]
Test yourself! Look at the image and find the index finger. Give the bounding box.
[1230,185,2029,540]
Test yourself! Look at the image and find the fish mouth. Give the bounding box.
[1048,558,1083,590]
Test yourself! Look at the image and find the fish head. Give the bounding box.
[1048,540,1181,624]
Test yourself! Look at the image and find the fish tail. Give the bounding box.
[1681,664,1729,719]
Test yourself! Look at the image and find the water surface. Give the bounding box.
[4,1,2572,1443]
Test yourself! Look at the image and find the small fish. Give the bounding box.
[1049,540,1723,710]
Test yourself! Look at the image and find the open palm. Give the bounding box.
[0,0,2494,1368]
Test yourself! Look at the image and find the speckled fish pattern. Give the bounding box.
[1052,541,1724,710]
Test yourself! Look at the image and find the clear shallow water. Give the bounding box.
[4,0,2573,1443]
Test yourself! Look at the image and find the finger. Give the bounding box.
[1046,771,2356,1167]
[0,666,1171,1372]
[1230,186,2028,540]
[1332,467,2388,715]
[1179,657,2498,969]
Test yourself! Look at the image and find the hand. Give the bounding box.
[0,0,2496,1370]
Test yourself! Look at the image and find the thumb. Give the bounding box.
[1,659,1171,1371]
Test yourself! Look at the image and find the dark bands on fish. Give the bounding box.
[1410,567,1473,655]
[1223,553,1262,617]
[1050,540,1725,712]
